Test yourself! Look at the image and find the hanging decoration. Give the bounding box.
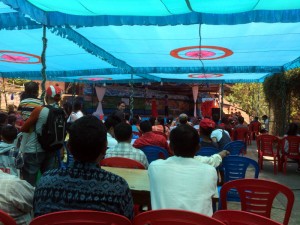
[0,50,41,64]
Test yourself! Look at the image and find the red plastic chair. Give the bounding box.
[213,210,282,225]
[100,157,146,169]
[29,210,131,225]
[0,211,16,225]
[133,209,226,225]
[219,179,294,225]
[281,136,300,174]
[256,134,280,174]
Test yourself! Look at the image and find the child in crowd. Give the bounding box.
[0,125,21,176]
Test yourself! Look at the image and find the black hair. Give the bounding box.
[130,117,138,125]
[73,99,82,112]
[286,123,298,136]
[149,116,156,126]
[1,125,17,143]
[140,120,152,133]
[24,81,39,98]
[170,124,199,157]
[68,115,107,162]
[166,116,174,125]
[262,115,268,120]
[114,122,132,142]
[7,114,17,126]
[156,116,166,133]
[221,116,229,124]
[238,116,244,124]
[117,101,125,107]
[105,112,123,130]
[0,112,8,125]
[254,116,259,121]
[199,126,214,137]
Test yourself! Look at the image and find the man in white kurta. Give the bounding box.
[148,124,218,216]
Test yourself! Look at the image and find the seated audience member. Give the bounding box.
[148,124,218,216]
[130,117,140,133]
[210,125,232,151]
[233,116,249,141]
[133,120,171,155]
[0,112,8,141]
[104,112,123,148]
[0,170,34,225]
[166,116,176,130]
[152,116,170,139]
[199,118,218,149]
[0,125,20,177]
[33,116,134,219]
[249,116,261,139]
[105,122,149,168]
[178,113,189,125]
[67,98,84,123]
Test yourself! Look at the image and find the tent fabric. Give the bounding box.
[1,0,300,84]
[94,86,106,117]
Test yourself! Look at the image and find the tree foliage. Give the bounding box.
[225,83,268,118]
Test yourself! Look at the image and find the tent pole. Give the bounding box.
[221,83,224,119]
[40,25,47,103]
[129,73,134,119]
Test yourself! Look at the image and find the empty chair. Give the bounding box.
[223,141,246,156]
[195,147,219,156]
[133,209,225,225]
[0,211,16,225]
[219,179,294,225]
[281,136,300,174]
[140,146,169,164]
[29,210,132,225]
[100,157,146,169]
[213,210,282,225]
[256,134,280,174]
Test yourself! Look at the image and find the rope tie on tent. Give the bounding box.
[129,73,134,119]
[40,25,47,102]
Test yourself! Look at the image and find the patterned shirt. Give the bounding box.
[18,97,43,121]
[33,161,134,219]
[105,142,149,168]
[0,170,34,225]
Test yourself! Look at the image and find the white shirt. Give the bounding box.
[107,133,118,149]
[148,156,218,216]
[210,129,230,142]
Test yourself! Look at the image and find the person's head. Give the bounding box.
[178,113,188,125]
[46,84,63,104]
[1,125,18,143]
[260,128,268,134]
[262,115,268,121]
[286,123,298,136]
[24,81,39,98]
[63,102,72,117]
[166,116,174,125]
[170,124,199,157]
[73,99,83,112]
[114,122,132,143]
[140,120,152,133]
[68,115,107,162]
[254,116,259,121]
[221,116,229,125]
[7,114,17,126]
[199,118,215,137]
[130,117,138,126]
[7,105,15,114]
[104,112,123,137]
[238,116,244,125]
[149,116,156,126]
[0,112,8,126]
[156,116,165,126]
[117,101,126,111]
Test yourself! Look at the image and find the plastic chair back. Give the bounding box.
[100,157,146,169]
[0,211,17,225]
[281,136,300,174]
[219,179,294,225]
[222,156,259,182]
[29,210,132,225]
[213,210,282,225]
[133,209,225,225]
[223,141,246,156]
[195,147,219,156]
[140,146,169,164]
[234,127,248,143]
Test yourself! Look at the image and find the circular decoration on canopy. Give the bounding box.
[170,46,233,60]
[0,51,41,64]
[188,74,223,78]
[78,77,113,81]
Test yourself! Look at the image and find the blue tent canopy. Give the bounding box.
[1,0,300,84]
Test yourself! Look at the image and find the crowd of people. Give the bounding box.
[0,81,298,225]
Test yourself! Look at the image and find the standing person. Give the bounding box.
[0,170,34,225]
[151,96,158,118]
[164,95,169,117]
[20,84,63,186]
[114,101,126,122]
[262,115,269,131]
[104,112,123,149]
[33,116,134,219]
[249,116,261,140]
[67,98,84,123]
[18,81,43,121]
[148,124,218,216]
